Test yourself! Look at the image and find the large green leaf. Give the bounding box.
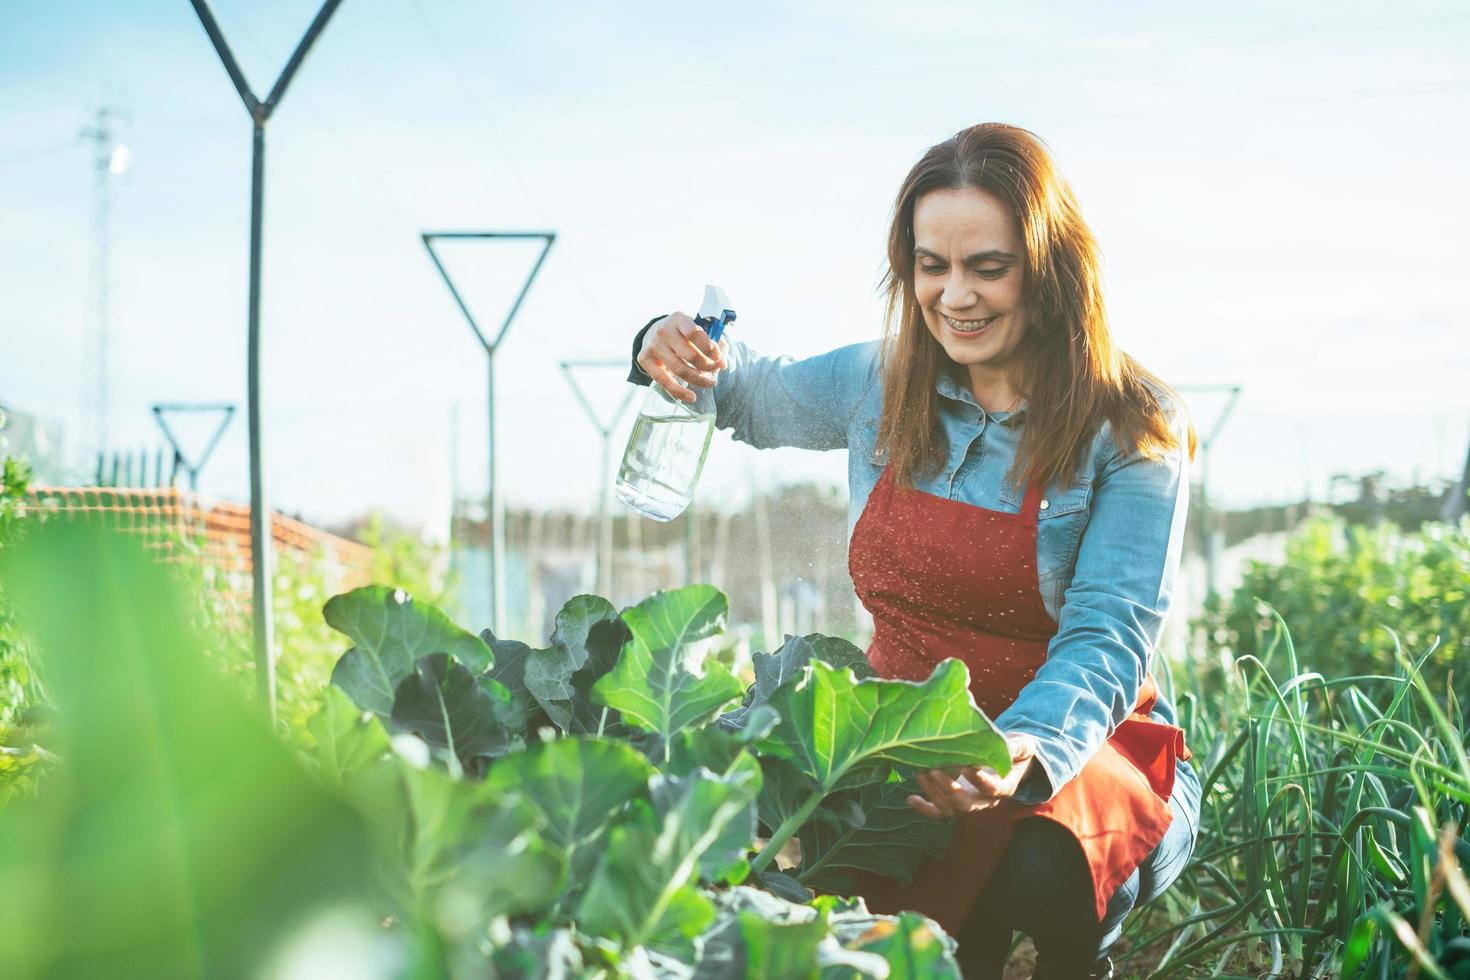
[390,653,519,778]
[796,777,953,890]
[563,611,634,735]
[576,758,761,951]
[482,595,631,736]
[659,749,763,887]
[575,798,717,954]
[694,887,890,980]
[694,886,814,978]
[757,754,824,843]
[592,586,743,743]
[738,908,826,980]
[0,523,378,978]
[482,737,654,881]
[664,706,778,782]
[662,715,778,887]
[550,595,620,668]
[307,684,391,786]
[480,631,549,724]
[722,634,875,732]
[759,659,1010,793]
[490,926,588,979]
[398,763,567,944]
[327,585,492,716]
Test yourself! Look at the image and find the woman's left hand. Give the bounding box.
[906,733,1040,819]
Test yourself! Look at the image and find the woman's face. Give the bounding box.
[912,186,1028,388]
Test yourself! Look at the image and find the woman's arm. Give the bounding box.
[994,400,1193,804]
[628,314,876,451]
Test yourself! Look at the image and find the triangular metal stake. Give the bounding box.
[422,231,556,635]
[560,360,639,439]
[1175,383,1243,600]
[151,403,236,492]
[421,232,555,352]
[560,360,640,598]
[190,0,346,724]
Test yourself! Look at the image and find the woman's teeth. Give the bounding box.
[944,314,998,333]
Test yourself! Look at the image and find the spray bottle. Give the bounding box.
[614,285,735,522]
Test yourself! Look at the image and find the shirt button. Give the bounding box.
[1040,499,1050,510]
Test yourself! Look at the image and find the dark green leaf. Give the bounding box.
[483,737,654,881]
[738,907,826,980]
[650,754,763,888]
[659,728,765,885]
[664,706,777,780]
[576,757,761,950]
[550,594,620,667]
[797,777,953,890]
[398,763,567,935]
[480,630,552,728]
[483,600,631,736]
[759,870,814,904]
[757,755,824,843]
[576,615,630,683]
[721,634,873,733]
[490,925,587,979]
[563,616,634,735]
[390,653,518,778]
[327,585,491,716]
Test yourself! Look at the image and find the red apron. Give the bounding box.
[841,467,1191,934]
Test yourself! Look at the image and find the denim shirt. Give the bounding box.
[628,321,1201,818]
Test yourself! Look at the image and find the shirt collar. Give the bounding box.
[935,370,1029,425]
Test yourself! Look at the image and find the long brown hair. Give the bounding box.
[876,123,1196,493]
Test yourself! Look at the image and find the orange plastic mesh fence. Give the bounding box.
[22,486,375,607]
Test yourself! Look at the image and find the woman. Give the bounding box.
[626,122,1201,980]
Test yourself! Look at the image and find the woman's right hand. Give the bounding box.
[636,311,729,405]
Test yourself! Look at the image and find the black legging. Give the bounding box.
[951,816,1101,979]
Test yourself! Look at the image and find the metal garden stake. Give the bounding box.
[421,231,555,635]
[190,0,345,722]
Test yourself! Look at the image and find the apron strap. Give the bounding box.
[1019,482,1044,524]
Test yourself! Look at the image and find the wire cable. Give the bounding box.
[402,0,547,217]
[209,0,421,225]
[0,137,81,171]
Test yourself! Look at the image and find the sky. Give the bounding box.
[2,0,1468,538]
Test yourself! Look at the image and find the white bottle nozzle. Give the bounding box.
[695,284,736,341]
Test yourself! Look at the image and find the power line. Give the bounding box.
[402,0,547,216]
[0,138,82,171]
[1057,76,1470,128]
[612,8,1470,106]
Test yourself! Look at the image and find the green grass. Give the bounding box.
[1114,609,1470,977]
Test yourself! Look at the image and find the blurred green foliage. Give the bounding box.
[199,511,456,743]
[0,522,381,979]
[1200,514,1470,702]
[0,456,46,804]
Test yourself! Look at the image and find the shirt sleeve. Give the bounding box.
[996,398,1193,804]
[626,314,876,452]
[627,315,662,386]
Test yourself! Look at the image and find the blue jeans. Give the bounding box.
[1097,760,1200,955]
[953,760,1200,979]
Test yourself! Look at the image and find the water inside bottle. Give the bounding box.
[615,413,715,521]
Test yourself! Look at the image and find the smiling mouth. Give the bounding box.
[943,314,999,334]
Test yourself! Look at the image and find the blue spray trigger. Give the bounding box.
[697,308,736,342]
